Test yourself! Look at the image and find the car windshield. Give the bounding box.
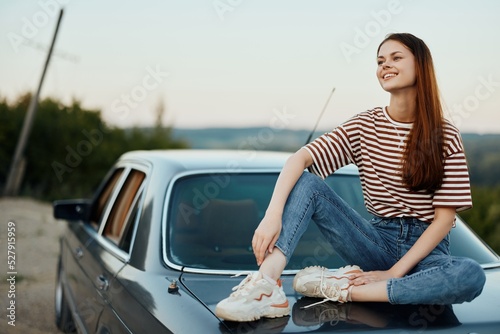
[166,171,498,272]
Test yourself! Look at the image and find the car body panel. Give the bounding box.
[62,223,104,333]
[54,149,500,333]
[84,235,129,333]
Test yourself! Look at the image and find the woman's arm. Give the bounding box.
[252,148,313,265]
[351,206,456,284]
[390,207,456,277]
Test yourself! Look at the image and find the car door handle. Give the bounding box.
[96,274,109,291]
[74,247,84,259]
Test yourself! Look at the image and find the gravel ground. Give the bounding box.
[1,198,66,334]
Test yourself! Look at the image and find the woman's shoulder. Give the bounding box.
[345,107,384,123]
[442,118,466,153]
[339,107,384,129]
[358,107,384,118]
[442,118,462,137]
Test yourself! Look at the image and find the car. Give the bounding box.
[53,149,500,333]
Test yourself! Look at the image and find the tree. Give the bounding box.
[0,93,188,200]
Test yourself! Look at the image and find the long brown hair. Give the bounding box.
[378,33,445,192]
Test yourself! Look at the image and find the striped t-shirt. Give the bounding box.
[303,107,472,223]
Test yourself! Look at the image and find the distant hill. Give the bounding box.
[171,128,500,186]
[171,127,328,152]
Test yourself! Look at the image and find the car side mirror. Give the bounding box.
[53,199,92,221]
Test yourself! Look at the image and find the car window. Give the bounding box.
[90,168,125,229]
[119,195,141,253]
[167,172,369,271]
[102,169,145,250]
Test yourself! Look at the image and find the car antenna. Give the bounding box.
[304,87,336,145]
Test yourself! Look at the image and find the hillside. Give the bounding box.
[171,127,325,152]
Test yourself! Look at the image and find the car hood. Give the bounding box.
[180,265,500,333]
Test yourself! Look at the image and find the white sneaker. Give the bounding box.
[292,265,362,305]
[215,272,290,322]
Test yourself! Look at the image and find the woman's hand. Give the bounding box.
[251,149,314,266]
[348,270,398,286]
[252,214,282,266]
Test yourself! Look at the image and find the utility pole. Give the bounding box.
[3,9,64,196]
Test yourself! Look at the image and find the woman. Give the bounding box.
[215,33,486,322]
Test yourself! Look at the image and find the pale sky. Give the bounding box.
[1,0,500,133]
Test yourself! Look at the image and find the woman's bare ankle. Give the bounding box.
[258,248,287,281]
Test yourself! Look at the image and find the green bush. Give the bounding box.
[460,186,500,254]
[0,93,187,200]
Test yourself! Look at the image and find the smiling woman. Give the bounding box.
[215,33,486,322]
[376,33,446,193]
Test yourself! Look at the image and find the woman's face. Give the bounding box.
[376,40,417,93]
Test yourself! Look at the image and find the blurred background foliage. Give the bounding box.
[0,93,187,201]
[0,93,499,254]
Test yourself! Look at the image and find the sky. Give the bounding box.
[1,0,500,133]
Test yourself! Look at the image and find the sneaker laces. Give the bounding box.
[229,272,257,297]
[301,268,348,309]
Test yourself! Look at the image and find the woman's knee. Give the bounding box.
[456,257,486,301]
[287,172,324,205]
[294,172,322,191]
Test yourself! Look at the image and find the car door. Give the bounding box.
[88,164,148,333]
[62,167,126,332]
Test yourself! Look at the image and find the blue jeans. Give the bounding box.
[275,172,485,305]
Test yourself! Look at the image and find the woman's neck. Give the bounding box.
[388,92,416,123]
